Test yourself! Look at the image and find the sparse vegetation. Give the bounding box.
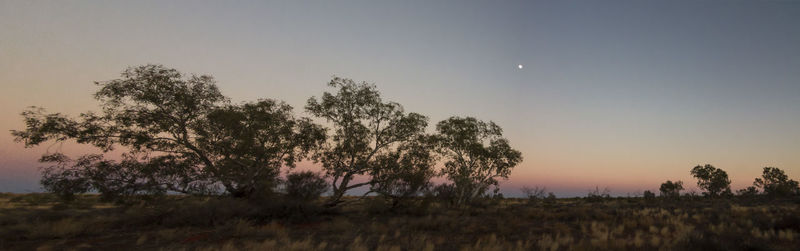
[8,66,800,250]
[1,193,798,250]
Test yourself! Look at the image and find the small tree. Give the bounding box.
[435,117,522,205]
[754,167,799,197]
[305,77,428,206]
[659,180,684,198]
[690,164,732,197]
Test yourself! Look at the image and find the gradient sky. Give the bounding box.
[2,0,800,197]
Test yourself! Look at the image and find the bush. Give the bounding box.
[432,183,457,205]
[643,190,656,200]
[543,192,557,205]
[521,186,547,204]
[659,180,683,198]
[284,171,328,202]
[736,186,759,197]
[586,187,611,202]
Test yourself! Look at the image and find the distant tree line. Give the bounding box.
[11,65,522,207]
[640,164,800,200]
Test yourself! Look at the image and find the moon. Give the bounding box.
[518,64,523,69]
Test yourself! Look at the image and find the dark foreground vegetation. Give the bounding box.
[1,193,799,250]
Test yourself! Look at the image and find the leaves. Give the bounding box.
[13,65,326,200]
[435,117,522,205]
[305,77,428,206]
[690,164,732,197]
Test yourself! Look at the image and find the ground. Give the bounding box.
[1,193,799,250]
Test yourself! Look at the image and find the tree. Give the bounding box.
[200,100,326,198]
[753,167,799,197]
[659,180,684,198]
[305,77,428,206]
[690,164,731,197]
[435,116,522,205]
[369,135,438,208]
[12,65,325,200]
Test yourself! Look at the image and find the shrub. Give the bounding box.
[521,186,547,204]
[643,190,656,200]
[586,187,611,202]
[432,183,457,205]
[543,192,557,205]
[736,186,759,197]
[285,171,328,202]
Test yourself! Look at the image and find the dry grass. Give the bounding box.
[0,194,798,250]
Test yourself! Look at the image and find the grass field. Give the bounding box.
[1,193,799,250]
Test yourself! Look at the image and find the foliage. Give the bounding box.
[284,171,328,202]
[690,164,732,197]
[434,116,522,205]
[13,65,326,200]
[370,135,439,208]
[305,77,428,206]
[753,167,800,197]
[737,186,759,197]
[659,180,684,198]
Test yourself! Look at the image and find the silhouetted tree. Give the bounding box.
[753,167,799,197]
[370,135,438,208]
[13,65,326,200]
[285,171,329,201]
[690,164,732,197]
[435,117,522,205]
[659,180,684,198]
[305,77,428,206]
[736,186,759,197]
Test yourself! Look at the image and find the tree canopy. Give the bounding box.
[13,65,325,200]
[754,167,799,197]
[435,117,522,205]
[305,77,428,206]
[690,164,732,197]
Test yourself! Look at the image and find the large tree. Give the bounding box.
[690,164,732,197]
[12,65,325,200]
[435,116,522,205]
[305,77,428,206]
[754,167,799,197]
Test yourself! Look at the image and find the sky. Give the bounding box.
[1,0,800,197]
